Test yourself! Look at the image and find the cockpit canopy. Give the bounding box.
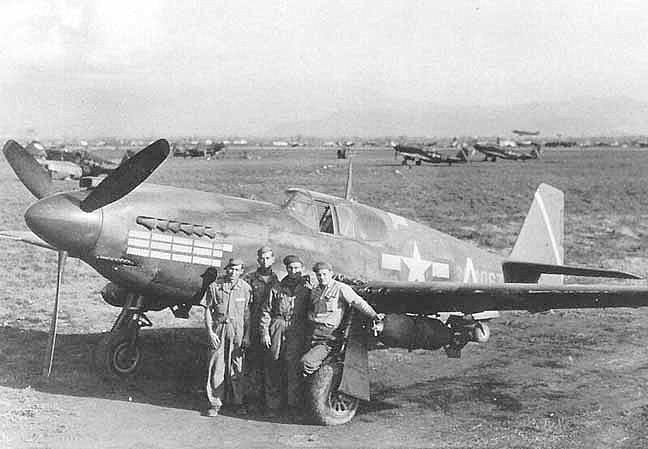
[283,188,389,241]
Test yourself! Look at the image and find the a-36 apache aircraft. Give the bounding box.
[392,143,471,166]
[3,138,648,426]
[473,141,542,162]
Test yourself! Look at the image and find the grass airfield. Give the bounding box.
[1,145,648,448]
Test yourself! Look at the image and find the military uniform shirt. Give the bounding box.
[260,274,311,339]
[308,279,364,329]
[244,271,279,323]
[205,277,252,346]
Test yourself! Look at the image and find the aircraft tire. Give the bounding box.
[307,361,359,426]
[94,330,141,379]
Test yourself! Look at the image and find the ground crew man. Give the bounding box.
[301,262,383,376]
[259,255,312,416]
[203,258,252,417]
[243,246,280,412]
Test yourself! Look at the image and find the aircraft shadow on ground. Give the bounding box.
[1,325,523,422]
[0,326,211,413]
[0,326,407,421]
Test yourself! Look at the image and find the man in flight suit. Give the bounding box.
[301,262,383,376]
[243,246,280,413]
[259,255,312,417]
[204,258,252,417]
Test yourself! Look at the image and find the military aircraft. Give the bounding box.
[512,129,540,136]
[25,141,83,180]
[392,143,471,166]
[44,146,120,177]
[3,138,648,426]
[172,141,226,159]
[473,141,542,162]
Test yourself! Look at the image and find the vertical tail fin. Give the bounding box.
[510,183,564,284]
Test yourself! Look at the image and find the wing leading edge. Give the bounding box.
[359,281,648,315]
[0,230,56,250]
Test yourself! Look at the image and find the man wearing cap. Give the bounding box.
[301,261,383,376]
[203,258,252,417]
[259,255,312,417]
[243,246,280,412]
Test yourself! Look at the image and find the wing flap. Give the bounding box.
[358,280,648,315]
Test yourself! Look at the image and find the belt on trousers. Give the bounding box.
[272,314,295,328]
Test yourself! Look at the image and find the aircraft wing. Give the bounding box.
[0,230,56,250]
[358,281,648,315]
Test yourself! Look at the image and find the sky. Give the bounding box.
[1,0,647,138]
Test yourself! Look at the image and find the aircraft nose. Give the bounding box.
[25,193,102,255]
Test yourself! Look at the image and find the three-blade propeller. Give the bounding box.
[3,138,170,377]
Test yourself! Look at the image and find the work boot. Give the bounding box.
[204,406,220,417]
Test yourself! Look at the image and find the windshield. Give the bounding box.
[283,191,318,229]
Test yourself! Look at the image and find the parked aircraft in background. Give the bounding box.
[4,138,648,426]
[172,141,226,159]
[25,141,83,180]
[473,141,542,162]
[44,146,119,177]
[392,143,472,166]
[512,129,540,136]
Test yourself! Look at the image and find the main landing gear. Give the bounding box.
[94,293,151,378]
[308,360,360,426]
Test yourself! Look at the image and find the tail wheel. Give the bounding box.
[94,330,141,378]
[307,362,359,426]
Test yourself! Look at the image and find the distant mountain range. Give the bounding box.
[266,96,648,138]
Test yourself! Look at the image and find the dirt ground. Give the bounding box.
[1,146,648,448]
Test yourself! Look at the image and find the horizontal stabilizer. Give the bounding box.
[0,230,56,250]
[502,261,641,283]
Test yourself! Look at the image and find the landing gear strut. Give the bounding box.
[444,315,490,358]
[94,294,151,378]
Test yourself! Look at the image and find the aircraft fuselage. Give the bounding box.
[27,184,505,311]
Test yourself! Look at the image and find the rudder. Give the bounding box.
[510,183,564,284]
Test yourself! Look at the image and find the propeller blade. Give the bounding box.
[80,139,169,212]
[3,140,57,199]
[43,250,67,377]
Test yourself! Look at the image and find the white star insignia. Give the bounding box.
[400,242,432,281]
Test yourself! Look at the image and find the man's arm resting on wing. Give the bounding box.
[339,283,383,320]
